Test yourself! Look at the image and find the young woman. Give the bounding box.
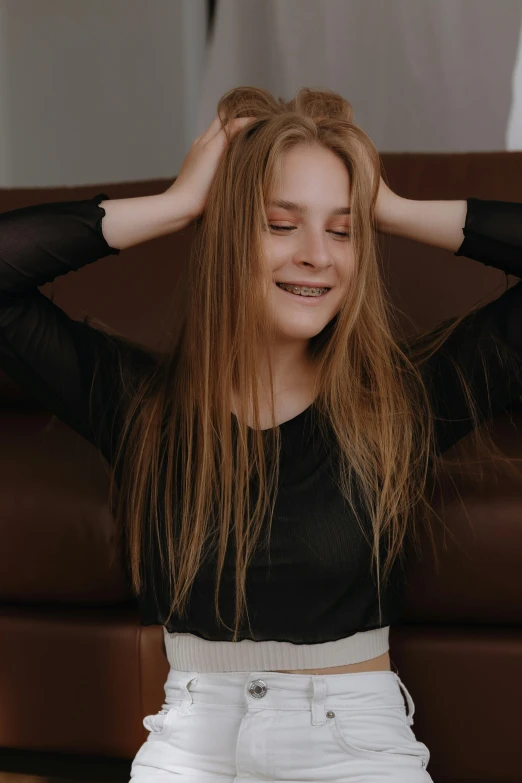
[2,86,522,782]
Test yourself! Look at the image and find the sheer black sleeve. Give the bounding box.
[455,197,522,276]
[424,198,522,455]
[0,193,157,462]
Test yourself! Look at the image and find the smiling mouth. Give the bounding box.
[275,282,331,297]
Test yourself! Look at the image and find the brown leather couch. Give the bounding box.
[1,153,522,782]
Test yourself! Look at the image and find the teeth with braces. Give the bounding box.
[278,283,329,297]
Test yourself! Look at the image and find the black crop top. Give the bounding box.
[1,193,522,644]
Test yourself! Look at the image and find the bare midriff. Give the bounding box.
[271,650,391,675]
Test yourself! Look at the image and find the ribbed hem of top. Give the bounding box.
[163,626,390,673]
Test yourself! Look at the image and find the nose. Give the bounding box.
[293,228,333,269]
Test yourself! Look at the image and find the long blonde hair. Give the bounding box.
[90,86,522,641]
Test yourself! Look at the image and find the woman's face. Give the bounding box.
[261,143,355,346]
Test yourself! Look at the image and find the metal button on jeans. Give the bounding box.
[248,679,267,698]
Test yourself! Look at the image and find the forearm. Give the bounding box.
[377,195,468,254]
[99,188,195,251]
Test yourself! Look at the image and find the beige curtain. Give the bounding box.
[198,0,522,152]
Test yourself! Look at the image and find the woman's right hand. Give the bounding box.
[164,114,256,221]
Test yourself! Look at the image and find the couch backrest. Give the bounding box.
[2,154,522,620]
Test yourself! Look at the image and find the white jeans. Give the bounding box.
[130,667,433,782]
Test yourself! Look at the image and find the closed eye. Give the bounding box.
[268,224,350,238]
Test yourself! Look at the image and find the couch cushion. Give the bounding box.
[390,623,522,781]
[0,605,167,758]
[402,410,522,623]
[0,412,133,604]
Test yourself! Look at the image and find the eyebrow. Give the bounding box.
[267,199,351,216]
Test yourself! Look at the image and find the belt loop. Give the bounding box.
[176,672,198,714]
[311,676,327,726]
[396,674,416,726]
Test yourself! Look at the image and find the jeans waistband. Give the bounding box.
[162,668,417,727]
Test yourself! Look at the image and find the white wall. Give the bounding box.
[0,0,207,187]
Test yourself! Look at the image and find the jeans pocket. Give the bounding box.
[143,704,181,740]
[328,707,430,769]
